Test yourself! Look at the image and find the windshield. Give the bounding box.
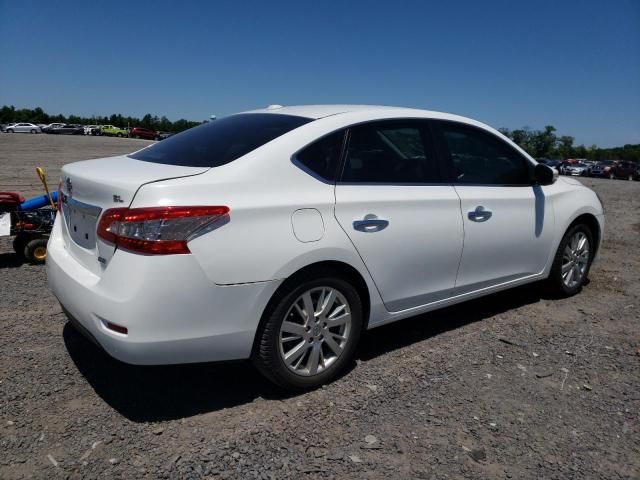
[129,113,313,167]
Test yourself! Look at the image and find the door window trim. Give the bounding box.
[336,118,447,186]
[290,129,349,184]
[431,119,536,187]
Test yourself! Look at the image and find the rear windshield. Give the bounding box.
[129,113,313,167]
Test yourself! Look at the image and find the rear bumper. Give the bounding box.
[47,218,281,365]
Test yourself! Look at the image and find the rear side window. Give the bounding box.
[341,121,439,183]
[130,113,313,167]
[295,130,345,181]
[436,122,531,185]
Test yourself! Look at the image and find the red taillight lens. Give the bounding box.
[97,206,229,255]
[56,182,62,211]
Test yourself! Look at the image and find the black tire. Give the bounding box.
[116,133,123,138]
[609,172,615,179]
[547,223,594,297]
[252,272,363,391]
[24,238,48,265]
[7,129,14,133]
[12,235,28,260]
[30,129,36,134]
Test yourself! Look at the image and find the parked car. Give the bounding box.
[1,123,16,132]
[560,161,588,176]
[129,127,158,140]
[42,123,66,133]
[100,125,129,137]
[589,160,617,178]
[84,125,99,135]
[156,131,175,141]
[609,161,638,180]
[48,124,84,135]
[48,105,604,390]
[537,158,561,169]
[5,123,41,134]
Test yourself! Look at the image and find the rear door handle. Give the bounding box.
[353,215,389,232]
[468,206,492,222]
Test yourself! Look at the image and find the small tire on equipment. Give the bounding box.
[546,223,594,297]
[24,238,49,265]
[12,235,28,260]
[252,272,363,391]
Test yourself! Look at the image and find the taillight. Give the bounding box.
[56,182,62,211]
[96,206,229,255]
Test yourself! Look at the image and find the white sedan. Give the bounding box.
[5,122,41,133]
[47,105,604,390]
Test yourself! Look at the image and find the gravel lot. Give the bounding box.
[1,134,639,479]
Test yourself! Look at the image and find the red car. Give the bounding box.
[129,127,158,140]
[609,161,638,180]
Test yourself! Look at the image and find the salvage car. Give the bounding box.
[42,123,66,133]
[48,124,85,135]
[560,161,588,176]
[48,105,605,390]
[5,122,41,134]
[99,125,129,137]
[589,160,616,178]
[129,127,158,140]
[608,161,638,180]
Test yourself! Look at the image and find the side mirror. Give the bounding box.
[534,163,557,185]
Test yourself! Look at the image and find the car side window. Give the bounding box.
[341,121,439,183]
[437,122,531,185]
[295,130,345,182]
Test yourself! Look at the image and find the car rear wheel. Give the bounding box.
[253,274,363,390]
[609,172,615,179]
[116,133,123,138]
[547,224,593,297]
[7,129,13,133]
[30,129,36,134]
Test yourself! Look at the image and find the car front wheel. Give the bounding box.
[253,274,362,390]
[547,224,594,297]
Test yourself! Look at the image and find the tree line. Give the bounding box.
[498,125,639,162]
[0,105,202,133]
[1,105,638,161]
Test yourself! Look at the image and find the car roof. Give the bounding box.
[242,104,482,124]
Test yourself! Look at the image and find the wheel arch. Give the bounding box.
[568,213,601,258]
[251,260,372,355]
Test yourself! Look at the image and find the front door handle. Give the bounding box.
[353,215,389,232]
[468,206,492,222]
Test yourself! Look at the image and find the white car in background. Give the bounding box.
[5,122,41,133]
[561,162,589,176]
[47,105,605,390]
[84,125,99,135]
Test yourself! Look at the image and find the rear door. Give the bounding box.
[334,120,463,312]
[432,120,555,293]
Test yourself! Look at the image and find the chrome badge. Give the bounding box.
[65,177,73,197]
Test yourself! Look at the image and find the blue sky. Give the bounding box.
[1,0,638,147]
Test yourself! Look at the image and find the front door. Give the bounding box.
[432,120,555,293]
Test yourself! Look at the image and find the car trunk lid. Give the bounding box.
[59,155,209,275]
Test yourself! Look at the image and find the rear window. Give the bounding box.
[129,113,313,167]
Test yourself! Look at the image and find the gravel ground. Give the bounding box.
[1,134,639,479]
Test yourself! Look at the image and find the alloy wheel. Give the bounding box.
[278,287,351,376]
[561,231,590,289]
